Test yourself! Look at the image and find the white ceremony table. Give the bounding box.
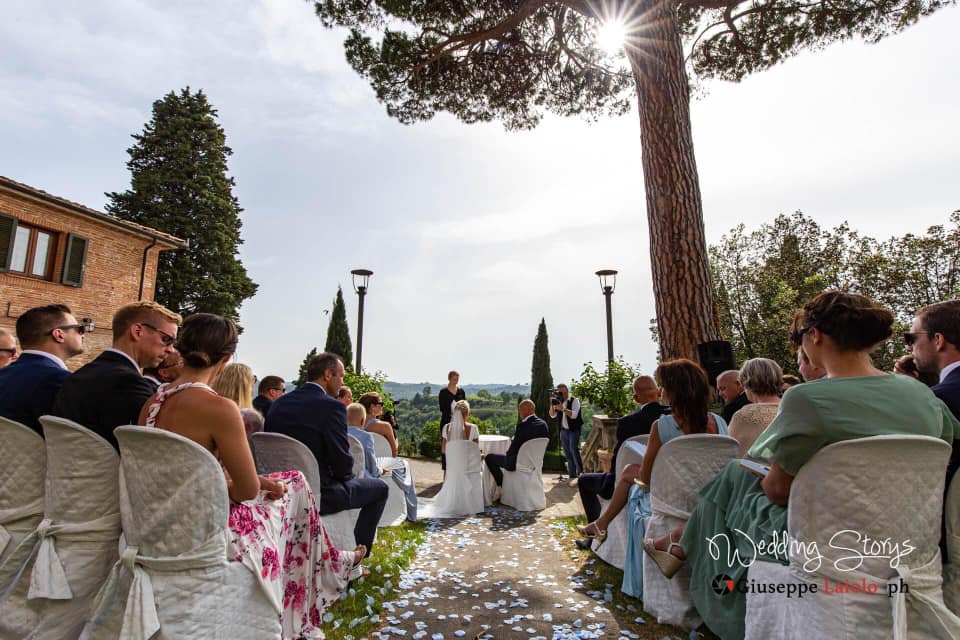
[478,434,511,456]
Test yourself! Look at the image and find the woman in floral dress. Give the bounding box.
[138,313,364,639]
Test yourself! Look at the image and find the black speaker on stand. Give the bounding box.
[697,340,736,387]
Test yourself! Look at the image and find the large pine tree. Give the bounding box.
[295,347,318,387]
[530,318,557,449]
[106,87,257,321]
[324,286,354,369]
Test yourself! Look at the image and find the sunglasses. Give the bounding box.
[372,401,384,406]
[789,324,813,344]
[140,322,177,346]
[903,331,934,346]
[55,323,88,335]
[0,347,16,357]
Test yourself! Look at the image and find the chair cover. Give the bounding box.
[745,435,960,640]
[0,417,46,638]
[251,432,361,573]
[424,441,484,518]
[945,470,960,615]
[81,426,279,640]
[593,440,648,569]
[0,416,121,640]
[369,431,393,458]
[642,434,738,628]
[500,438,549,512]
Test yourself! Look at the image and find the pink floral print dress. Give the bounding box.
[144,382,355,639]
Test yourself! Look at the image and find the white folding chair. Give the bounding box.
[642,434,738,628]
[0,417,46,638]
[369,431,393,458]
[0,416,122,640]
[945,469,960,615]
[593,439,648,569]
[500,438,549,512]
[429,440,484,517]
[363,433,410,526]
[745,435,960,639]
[81,426,279,640]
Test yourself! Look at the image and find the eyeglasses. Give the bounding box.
[55,324,87,335]
[270,387,285,393]
[140,322,177,346]
[790,325,813,344]
[372,401,384,406]
[903,331,934,346]
[0,347,16,357]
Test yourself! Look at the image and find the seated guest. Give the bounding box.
[798,345,826,381]
[338,385,353,405]
[137,314,363,638]
[0,328,17,368]
[358,391,399,456]
[253,375,285,417]
[142,349,183,388]
[53,301,180,449]
[346,402,380,478]
[575,375,664,549]
[644,292,958,640]
[577,360,727,598]
[213,362,264,435]
[894,353,938,386]
[728,358,783,457]
[485,399,549,487]
[0,304,85,433]
[265,352,388,555]
[781,373,802,392]
[717,370,750,423]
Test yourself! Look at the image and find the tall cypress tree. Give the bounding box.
[106,88,257,322]
[530,318,556,449]
[324,286,353,369]
[295,347,318,387]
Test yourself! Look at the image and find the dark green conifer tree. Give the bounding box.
[294,347,318,387]
[324,286,354,369]
[530,318,557,449]
[106,87,257,321]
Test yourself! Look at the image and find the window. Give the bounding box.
[61,234,88,287]
[0,218,55,280]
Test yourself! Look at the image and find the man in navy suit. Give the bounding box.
[485,399,550,487]
[0,304,86,434]
[575,376,665,548]
[265,352,387,556]
[908,300,960,559]
[53,301,181,449]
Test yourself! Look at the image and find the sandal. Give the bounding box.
[642,534,683,579]
[352,544,367,567]
[576,522,607,543]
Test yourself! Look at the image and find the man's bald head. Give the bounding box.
[518,399,536,419]
[716,370,744,403]
[633,375,660,404]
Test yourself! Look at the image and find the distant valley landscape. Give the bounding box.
[383,382,530,401]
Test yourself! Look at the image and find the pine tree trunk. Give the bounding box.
[626,0,721,361]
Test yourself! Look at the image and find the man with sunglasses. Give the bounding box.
[53,301,181,449]
[0,328,17,369]
[0,304,86,434]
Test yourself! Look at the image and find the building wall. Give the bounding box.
[0,188,167,369]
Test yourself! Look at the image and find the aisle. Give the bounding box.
[371,507,631,640]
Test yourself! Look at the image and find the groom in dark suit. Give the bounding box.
[0,304,86,434]
[574,375,665,549]
[908,300,960,560]
[265,352,388,555]
[53,301,181,449]
[485,399,549,487]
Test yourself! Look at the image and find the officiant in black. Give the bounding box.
[439,369,465,470]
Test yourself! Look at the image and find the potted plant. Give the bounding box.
[571,358,639,472]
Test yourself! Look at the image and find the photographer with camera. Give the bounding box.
[549,383,583,486]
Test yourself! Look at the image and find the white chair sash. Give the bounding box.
[0,498,43,555]
[26,513,121,600]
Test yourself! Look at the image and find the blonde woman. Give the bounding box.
[212,362,263,434]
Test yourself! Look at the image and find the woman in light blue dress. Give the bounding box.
[577,359,727,598]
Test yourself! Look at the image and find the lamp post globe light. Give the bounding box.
[595,269,618,364]
[350,269,373,373]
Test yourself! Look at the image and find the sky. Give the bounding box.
[1,1,958,385]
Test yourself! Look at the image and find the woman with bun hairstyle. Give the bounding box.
[644,292,959,640]
[138,313,364,638]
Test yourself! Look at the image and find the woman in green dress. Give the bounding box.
[643,291,958,640]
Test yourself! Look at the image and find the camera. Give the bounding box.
[549,388,563,406]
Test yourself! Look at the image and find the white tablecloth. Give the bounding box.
[478,435,510,456]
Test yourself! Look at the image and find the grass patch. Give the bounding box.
[321,520,428,640]
[550,515,716,640]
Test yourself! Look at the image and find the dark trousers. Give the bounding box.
[578,472,615,523]
[320,477,388,554]
[484,453,515,486]
[560,428,583,477]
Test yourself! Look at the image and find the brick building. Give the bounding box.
[0,176,187,368]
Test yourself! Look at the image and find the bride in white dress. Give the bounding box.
[425,400,484,517]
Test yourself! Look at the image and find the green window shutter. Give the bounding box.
[61,234,88,287]
[0,214,16,271]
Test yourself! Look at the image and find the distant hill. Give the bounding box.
[384,381,530,401]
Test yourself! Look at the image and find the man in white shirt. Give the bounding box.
[549,383,583,485]
[0,304,86,433]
